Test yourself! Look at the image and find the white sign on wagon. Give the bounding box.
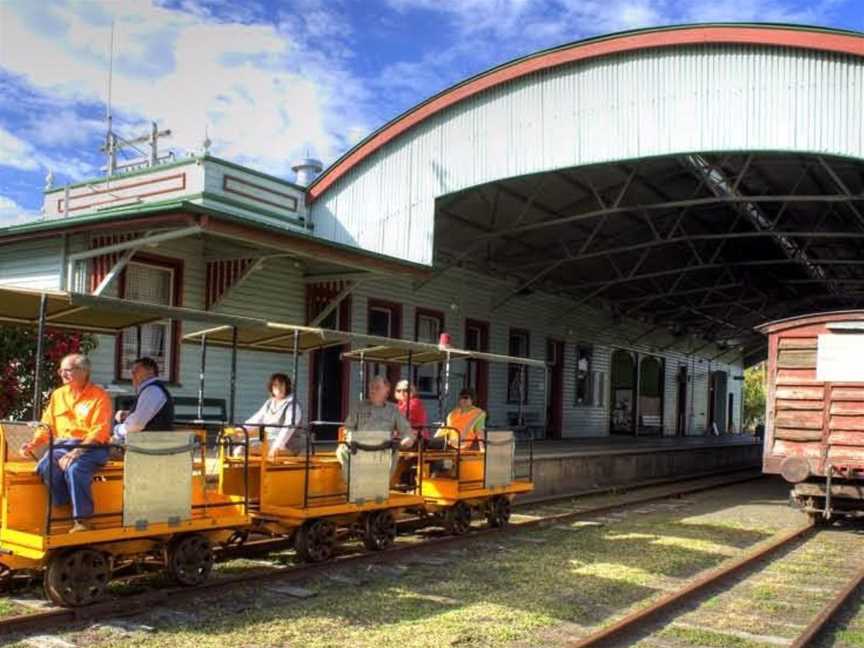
[817,334,864,382]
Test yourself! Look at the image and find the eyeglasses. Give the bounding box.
[459,395,471,400]
[395,388,408,393]
[58,367,82,375]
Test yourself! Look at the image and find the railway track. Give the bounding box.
[570,523,864,647]
[0,470,761,639]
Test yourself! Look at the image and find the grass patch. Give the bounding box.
[838,628,864,647]
[661,625,769,648]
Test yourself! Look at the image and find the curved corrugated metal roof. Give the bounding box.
[309,23,864,202]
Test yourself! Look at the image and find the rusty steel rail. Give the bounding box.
[0,471,761,639]
[789,564,864,648]
[568,523,815,648]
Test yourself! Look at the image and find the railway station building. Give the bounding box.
[1,23,862,465]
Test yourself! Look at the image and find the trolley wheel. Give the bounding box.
[807,511,832,527]
[443,501,472,536]
[295,519,337,563]
[0,564,13,592]
[44,549,110,607]
[167,534,214,586]
[486,496,511,528]
[362,510,397,551]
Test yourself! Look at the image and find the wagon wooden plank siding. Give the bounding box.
[758,311,864,520]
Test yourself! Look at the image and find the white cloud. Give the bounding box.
[0,123,97,180]
[0,126,40,171]
[0,0,374,180]
[0,195,40,227]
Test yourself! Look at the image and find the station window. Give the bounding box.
[368,306,394,337]
[367,299,401,384]
[574,344,593,406]
[117,258,181,383]
[415,309,444,397]
[507,329,530,404]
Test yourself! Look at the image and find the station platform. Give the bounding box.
[515,434,762,500]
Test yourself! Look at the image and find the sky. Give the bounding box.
[0,0,862,225]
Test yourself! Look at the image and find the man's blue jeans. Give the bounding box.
[36,440,109,520]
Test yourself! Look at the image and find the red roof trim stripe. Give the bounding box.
[309,26,864,202]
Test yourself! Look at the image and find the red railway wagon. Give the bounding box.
[758,311,864,521]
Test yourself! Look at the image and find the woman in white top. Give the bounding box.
[236,373,303,459]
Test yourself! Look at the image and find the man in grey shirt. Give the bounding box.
[337,376,413,482]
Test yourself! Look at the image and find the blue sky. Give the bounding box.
[0,0,862,225]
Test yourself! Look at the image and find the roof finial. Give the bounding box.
[201,125,212,156]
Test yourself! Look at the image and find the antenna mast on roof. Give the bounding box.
[105,19,116,176]
[99,19,173,177]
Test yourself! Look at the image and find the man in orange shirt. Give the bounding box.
[22,353,112,532]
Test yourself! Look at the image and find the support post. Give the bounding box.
[197,335,207,420]
[290,329,300,443]
[518,364,526,429]
[32,293,48,417]
[316,345,324,422]
[229,328,238,425]
[406,351,413,427]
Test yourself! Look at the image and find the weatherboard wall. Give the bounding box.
[0,232,740,434]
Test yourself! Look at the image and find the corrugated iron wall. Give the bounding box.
[312,44,864,266]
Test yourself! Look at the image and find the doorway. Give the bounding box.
[676,365,688,436]
[610,349,636,434]
[546,339,565,439]
[306,287,352,440]
[310,347,343,439]
[638,356,664,435]
[464,319,489,409]
[708,370,728,434]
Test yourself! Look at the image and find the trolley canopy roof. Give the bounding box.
[0,285,260,334]
[342,344,547,368]
[182,322,353,353]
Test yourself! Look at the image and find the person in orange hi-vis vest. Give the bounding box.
[436,387,487,450]
[22,353,112,533]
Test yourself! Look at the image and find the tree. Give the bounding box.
[0,326,97,419]
[742,362,766,432]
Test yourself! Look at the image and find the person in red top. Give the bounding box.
[395,379,428,446]
[22,353,112,532]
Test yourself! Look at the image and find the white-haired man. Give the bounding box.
[22,353,112,533]
[336,375,411,482]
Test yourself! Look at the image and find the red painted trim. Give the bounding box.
[222,174,299,212]
[465,319,490,410]
[546,338,566,438]
[309,26,864,203]
[59,173,186,214]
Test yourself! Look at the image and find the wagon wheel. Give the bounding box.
[485,496,511,528]
[44,549,110,607]
[362,510,397,551]
[443,501,472,536]
[0,564,13,592]
[167,534,214,586]
[295,519,337,563]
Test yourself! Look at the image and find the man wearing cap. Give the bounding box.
[436,387,486,450]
